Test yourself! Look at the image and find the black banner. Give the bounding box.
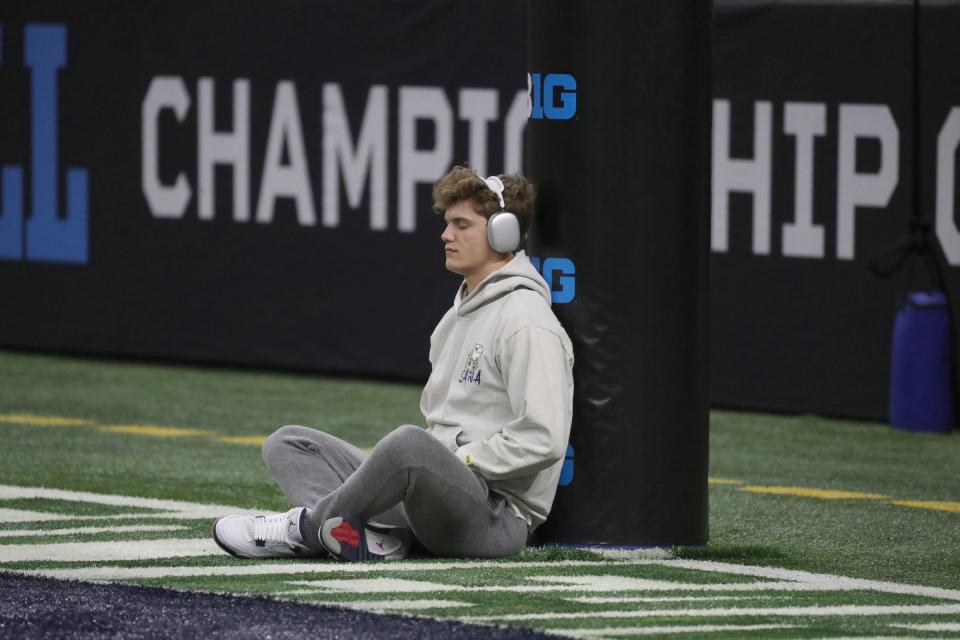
[918,1,960,301]
[0,1,528,379]
[711,0,923,420]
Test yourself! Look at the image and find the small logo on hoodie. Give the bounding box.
[458,343,484,384]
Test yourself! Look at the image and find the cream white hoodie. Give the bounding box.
[421,251,574,531]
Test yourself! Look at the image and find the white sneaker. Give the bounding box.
[212,507,324,559]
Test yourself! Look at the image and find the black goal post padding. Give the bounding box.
[528,0,711,546]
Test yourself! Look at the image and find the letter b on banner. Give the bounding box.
[527,72,577,120]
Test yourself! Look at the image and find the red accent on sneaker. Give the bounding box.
[331,521,360,548]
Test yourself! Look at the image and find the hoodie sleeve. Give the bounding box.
[454,325,573,480]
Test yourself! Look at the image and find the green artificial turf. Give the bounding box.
[697,411,960,589]
[2,349,959,638]
[0,350,422,506]
[1,349,422,442]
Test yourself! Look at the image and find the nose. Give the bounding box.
[441,223,455,243]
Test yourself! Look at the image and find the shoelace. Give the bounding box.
[252,512,293,548]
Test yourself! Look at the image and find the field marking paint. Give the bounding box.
[288,576,781,594]
[290,576,818,602]
[890,500,960,513]
[293,578,458,593]
[592,548,674,560]
[527,575,816,592]
[706,477,742,485]
[644,558,960,602]
[287,572,904,595]
[739,486,888,500]
[0,524,189,538]
[0,538,219,562]
[335,599,473,611]
[0,414,95,427]
[0,508,84,523]
[18,559,625,581]
[0,508,203,523]
[215,435,267,446]
[891,622,960,631]
[0,413,268,448]
[460,603,960,622]
[568,595,789,604]
[273,589,338,596]
[554,624,802,638]
[0,485,262,519]
[275,591,472,612]
[19,554,960,609]
[98,425,216,438]
[221,572,929,596]
[3,512,230,523]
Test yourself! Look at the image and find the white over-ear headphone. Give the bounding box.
[481,175,522,253]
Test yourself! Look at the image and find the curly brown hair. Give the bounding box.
[432,165,536,237]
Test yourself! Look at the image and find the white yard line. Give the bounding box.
[567,595,789,604]
[291,578,460,592]
[288,576,822,594]
[0,485,262,519]
[552,623,802,638]
[890,622,960,631]
[0,524,189,538]
[0,511,212,523]
[460,604,960,623]
[589,548,674,560]
[0,509,86,523]
[527,575,823,592]
[335,599,473,611]
[645,558,960,602]
[0,538,218,562]
[17,559,625,581]
[272,589,475,614]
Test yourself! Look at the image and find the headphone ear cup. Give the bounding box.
[487,212,521,253]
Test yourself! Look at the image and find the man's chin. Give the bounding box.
[444,257,464,276]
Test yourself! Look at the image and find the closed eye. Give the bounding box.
[444,217,471,230]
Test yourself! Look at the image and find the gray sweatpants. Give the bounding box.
[261,424,528,558]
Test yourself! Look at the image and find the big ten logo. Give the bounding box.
[526,73,577,121]
[529,256,575,304]
[558,443,574,487]
[0,23,89,264]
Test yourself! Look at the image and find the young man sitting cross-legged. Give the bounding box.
[212,166,574,561]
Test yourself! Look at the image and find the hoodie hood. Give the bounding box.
[455,251,551,316]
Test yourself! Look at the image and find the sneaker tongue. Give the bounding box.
[287,508,306,545]
[365,528,402,556]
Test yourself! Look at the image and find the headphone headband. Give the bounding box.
[482,175,506,209]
